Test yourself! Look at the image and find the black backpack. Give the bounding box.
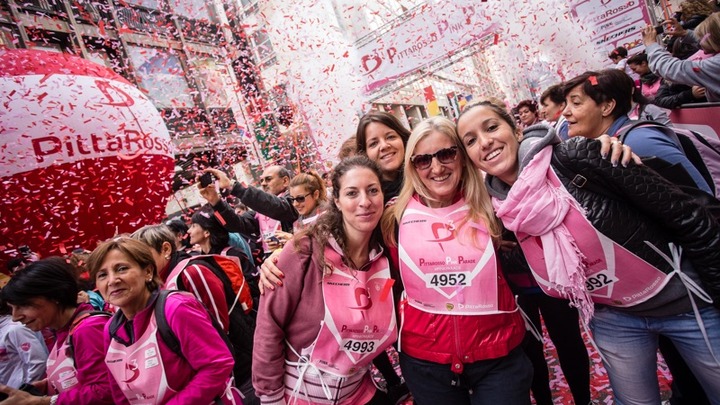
[176,258,256,384]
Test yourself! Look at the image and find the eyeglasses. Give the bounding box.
[288,193,312,203]
[410,146,459,170]
[260,175,275,183]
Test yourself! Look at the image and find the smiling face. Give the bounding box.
[411,131,462,207]
[9,297,64,331]
[457,105,521,185]
[95,249,153,319]
[562,85,612,139]
[334,167,384,239]
[363,122,405,180]
[290,185,319,216]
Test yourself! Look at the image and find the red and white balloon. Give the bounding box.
[0,49,174,266]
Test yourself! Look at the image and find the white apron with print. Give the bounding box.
[516,169,675,307]
[398,197,500,314]
[105,313,175,405]
[284,246,397,404]
[46,338,80,394]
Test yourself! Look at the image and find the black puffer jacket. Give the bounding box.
[487,126,720,315]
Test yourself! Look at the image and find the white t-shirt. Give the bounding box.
[0,315,48,388]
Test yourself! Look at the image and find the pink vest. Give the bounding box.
[398,197,502,315]
[105,301,240,405]
[106,312,176,404]
[257,212,281,253]
[284,246,396,403]
[46,337,79,395]
[517,170,674,307]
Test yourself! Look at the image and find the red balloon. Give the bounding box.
[0,49,174,267]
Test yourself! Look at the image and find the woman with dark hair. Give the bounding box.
[516,99,540,129]
[87,237,241,404]
[457,97,720,404]
[562,68,711,194]
[0,257,113,405]
[539,84,569,140]
[252,156,397,405]
[355,111,411,203]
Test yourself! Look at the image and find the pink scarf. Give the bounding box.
[492,146,594,322]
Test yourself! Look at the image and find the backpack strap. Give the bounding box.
[67,310,111,367]
[617,120,683,152]
[154,290,236,360]
[155,290,182,356]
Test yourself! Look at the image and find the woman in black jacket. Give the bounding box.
[457,99,720,404]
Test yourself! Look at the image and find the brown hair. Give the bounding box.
[337,135,357,160]
[695,12,720,54]
[289,171,328,205]
[294,156,384,272]
[87,236,162,291]
[562,69,634,120]
[355,111,411,156]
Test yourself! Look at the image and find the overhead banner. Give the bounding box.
[356,0,497,93]
[570,0,652,58]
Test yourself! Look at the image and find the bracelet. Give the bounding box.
[49,395,59,405]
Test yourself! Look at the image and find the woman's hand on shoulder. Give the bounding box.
[597,134,641,167]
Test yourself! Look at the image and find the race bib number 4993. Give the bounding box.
[341,339,378,354]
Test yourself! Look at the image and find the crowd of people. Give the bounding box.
[1,6,720,405]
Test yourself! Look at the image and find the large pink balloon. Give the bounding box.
[0,49,174,266]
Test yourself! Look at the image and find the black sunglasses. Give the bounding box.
[410,146,459,170]
[288,192,312,203]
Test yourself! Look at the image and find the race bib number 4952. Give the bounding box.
[424,272,470,288]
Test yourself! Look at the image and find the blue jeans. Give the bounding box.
[399,347,532,405]
[590,305,720,405]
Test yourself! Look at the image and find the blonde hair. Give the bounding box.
[131,224,177,254]
[381,116,501,247]
[695,12,720,54]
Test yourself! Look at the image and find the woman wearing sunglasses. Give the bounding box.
[380,116,531,404]
[272,171,329,246]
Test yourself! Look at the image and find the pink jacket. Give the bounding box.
[252,237,384,404]
[104,292,235,405]
[54,303,113,405]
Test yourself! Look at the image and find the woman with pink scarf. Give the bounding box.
[457,99,720,404]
